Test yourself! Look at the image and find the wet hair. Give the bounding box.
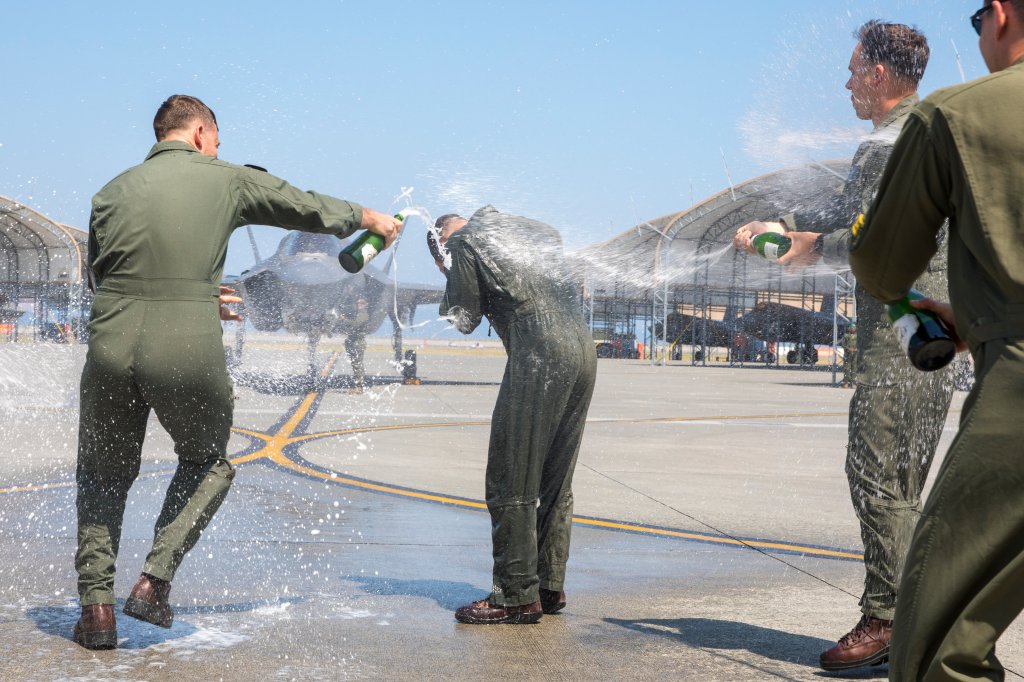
[855,21,929,85]
[153,95,218,141]
[427,226,447,263]
[434,214,463,233]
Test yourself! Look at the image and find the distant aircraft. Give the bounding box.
[655,307,775,364]
[738,296,850,364]
[228,228,443,384]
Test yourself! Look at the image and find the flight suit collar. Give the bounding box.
[877,94,919,130]
[144,140,200,162]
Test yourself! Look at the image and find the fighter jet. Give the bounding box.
[227,227,443,384]
[738,296,851,364]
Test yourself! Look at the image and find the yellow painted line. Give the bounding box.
[2,370,862,559]
[0,480,78,494]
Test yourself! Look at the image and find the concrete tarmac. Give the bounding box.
[0,338,1019,681]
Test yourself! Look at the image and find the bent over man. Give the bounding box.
[434,206,597,624]
[734,21,954,671]
[851,2,1024,679]
[73,94,401,649]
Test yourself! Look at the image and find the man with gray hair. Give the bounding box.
[734,21,953,672]
[852,2,1024,677]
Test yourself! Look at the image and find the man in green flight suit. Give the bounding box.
[851,3,1024,679]
[432,206,597,624]
[343,297,371,392]
[735,21,954,671]
[72,94,401,650]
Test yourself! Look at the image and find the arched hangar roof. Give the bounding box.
[573,160,851,298]
[0,195,87,286]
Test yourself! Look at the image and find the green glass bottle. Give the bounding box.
[886,289,956,371]
[338,213,404,273]
[751,233,792,262]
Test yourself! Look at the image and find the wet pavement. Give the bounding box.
[1,337,1019,680]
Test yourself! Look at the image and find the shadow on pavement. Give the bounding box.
[27,596,304,650]
[346,575,485,611]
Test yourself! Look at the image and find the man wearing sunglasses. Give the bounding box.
[735,21,954,672]
[851,2,1024,679]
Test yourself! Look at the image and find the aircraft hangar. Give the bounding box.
[575,160,856,373]
[0,195,89,342]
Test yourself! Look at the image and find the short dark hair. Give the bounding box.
[856,20,929,84]
[153,95,218,141]
[434,214,462,232]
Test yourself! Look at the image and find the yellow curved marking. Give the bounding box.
[1,355,862,560]
[226,408,862,560]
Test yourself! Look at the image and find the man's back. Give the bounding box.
[447,205,584,335]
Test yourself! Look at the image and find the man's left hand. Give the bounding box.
[777,231,823,269]
[219,285,243,322]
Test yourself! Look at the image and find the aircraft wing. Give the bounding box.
[395,281,445,308]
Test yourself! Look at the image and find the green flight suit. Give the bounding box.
[441,205,597,607]
[851,57,1024,682]
[784,96,954,622]
[77,140,363,606]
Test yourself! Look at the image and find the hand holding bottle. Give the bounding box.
[734,220,784,254]
[909,297,967,352]
[360,208,403,248]
[887,289,959,371]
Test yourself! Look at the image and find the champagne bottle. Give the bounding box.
[886,289,956,371]
[338,213,404,273]
[751,233,792,262]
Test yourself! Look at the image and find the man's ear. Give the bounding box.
[192,124,206,152]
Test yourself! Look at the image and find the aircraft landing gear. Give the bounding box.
[402,349,421,385]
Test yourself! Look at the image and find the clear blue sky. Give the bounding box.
[2,0,981,291]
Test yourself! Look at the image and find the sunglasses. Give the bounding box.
[971,3,994,35]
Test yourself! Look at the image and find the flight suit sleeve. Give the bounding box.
[850,113,952,303]
[780,183,857,265]
[234,166,364,238]
[440,240,484,334]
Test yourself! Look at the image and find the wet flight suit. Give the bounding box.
[781,95,954,623]
[851,58,1024,682]
[441,205,597,607]
[77,140,363,607]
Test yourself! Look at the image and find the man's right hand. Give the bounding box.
[361,208,403,248]
[910,297,968,352]
[734,220,784,254]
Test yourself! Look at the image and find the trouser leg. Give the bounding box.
[75,357,149,606]
[537,342,596,592]
[846,367,953,621]
[143,457,234,581]
[136,305,236,582]
[891,342,1024,682]
[486,345,575,607]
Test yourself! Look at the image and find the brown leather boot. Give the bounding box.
[540,588,566,614]
[819,615,892,671]
[123,573,174,628]
[73,604,117,650]
[455,598,542,624]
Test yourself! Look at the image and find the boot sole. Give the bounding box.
[541,602,566,615]
[819,649,889,671]
[455,611,543,625]
[123,597,173,628]
[74,628,117,650]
